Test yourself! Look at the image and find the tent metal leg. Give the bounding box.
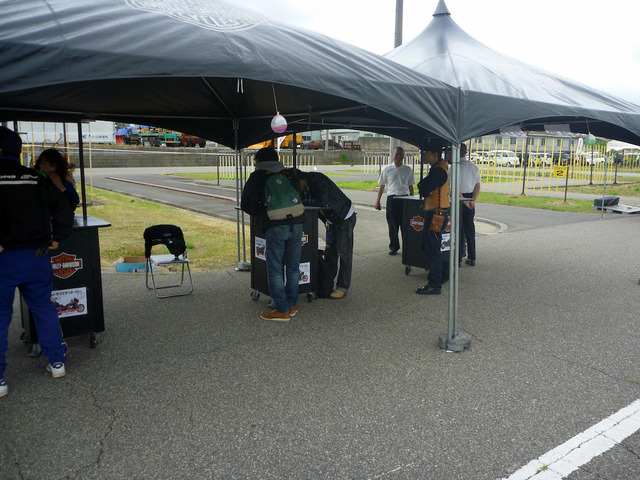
[439,143,471,352]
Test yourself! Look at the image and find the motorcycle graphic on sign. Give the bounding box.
[51,287,88,318]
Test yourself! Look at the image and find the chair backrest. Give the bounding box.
[144,224,187,259]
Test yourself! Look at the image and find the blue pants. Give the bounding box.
[0,248,66,379]
[266,224,303,313]
[326,214,356,291]
[421,211,450,289]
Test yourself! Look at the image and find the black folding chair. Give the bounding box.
[144,224,193,298]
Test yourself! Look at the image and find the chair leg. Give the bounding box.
[146,259,193,298]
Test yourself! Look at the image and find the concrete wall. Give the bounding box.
[19,144,413,168]
[359,137,419,152]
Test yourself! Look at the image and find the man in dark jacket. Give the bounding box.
[0,127,74,398]
[416,139,450,295]
[241,148,305,321]
[300,172,356,299]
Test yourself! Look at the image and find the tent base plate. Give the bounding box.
[592,204,640,214]
[236,261,251,271]
[438,332,472,352]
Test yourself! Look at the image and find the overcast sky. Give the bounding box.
[242,0,640,106]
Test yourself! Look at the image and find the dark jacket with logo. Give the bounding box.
[0,156,74,249]
[241,161,306,231]
[300,172,353,224]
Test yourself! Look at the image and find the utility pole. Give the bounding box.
[389,0,403,159]
[395,0,403,48]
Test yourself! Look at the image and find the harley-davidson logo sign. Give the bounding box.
[51,253,83,279]
[410,215,424,232]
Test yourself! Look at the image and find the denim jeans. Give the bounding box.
[326,213,356,291]
[420,211,450,289]
[266,224,303,313]
[0,248,66,378]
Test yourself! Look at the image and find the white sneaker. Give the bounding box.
[0,379,7,397]
[47,362,66,378]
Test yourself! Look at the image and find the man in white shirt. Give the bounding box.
[458,143,481,266]
[374,146,414,255]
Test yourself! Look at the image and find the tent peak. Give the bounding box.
[433,0,451,17]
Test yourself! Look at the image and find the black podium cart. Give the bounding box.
[249,208,320,304]
[398,196,450,275]
[21,215,111,350]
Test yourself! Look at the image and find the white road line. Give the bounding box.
[503,399,640,479]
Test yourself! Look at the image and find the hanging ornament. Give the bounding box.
[271,112,287,134]
[584,133,596,146]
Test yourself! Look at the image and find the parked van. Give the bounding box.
[487,150,520,166]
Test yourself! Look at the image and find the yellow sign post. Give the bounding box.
[552,165,571,202]
[552,166,568,178]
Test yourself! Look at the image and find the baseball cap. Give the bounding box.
[424,137,447,153]
[0,127,22,157]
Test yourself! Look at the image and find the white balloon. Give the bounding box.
[271,113,287,134]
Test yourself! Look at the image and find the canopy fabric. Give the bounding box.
[0,0,459,148]
[385,0,640,145]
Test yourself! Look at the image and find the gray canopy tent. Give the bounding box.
[386,0,640,145]
[0,0,458,148]
[385,0,640,350]
[0,0,465,283]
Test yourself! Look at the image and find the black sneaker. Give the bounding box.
[389,249,399,255]
[465,259,475,266]
[416,284,441,295]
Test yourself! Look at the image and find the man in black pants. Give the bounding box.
[374,147,414,255]
[457,143,481,266]
[416,139,450,295]
[300,172,356,299]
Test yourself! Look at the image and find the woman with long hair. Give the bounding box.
[34,148,80,210]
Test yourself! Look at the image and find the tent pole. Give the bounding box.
[234,119,250,271]
[439,143,471,352]
[77,122,88,222]
[292,132,297,168]
[601,148,608,220]
[521,133,529,195]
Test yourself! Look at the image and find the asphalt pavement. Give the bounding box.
[2,166,640,479]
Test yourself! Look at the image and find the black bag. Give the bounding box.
[593,196,620,207]
[316,249,336,298]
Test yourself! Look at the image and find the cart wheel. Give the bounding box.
[306,292,315,303]
[89,333,102,349]
[250,290,260,300]
[28,343,42,358]
[405,265,411,275]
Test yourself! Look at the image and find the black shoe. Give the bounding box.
[389,249,399,255]
[442,276,449,284]
[465,259,475,266]
[416,284,441,295]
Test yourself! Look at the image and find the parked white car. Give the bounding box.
[527,152,552,166]
[470,152,488,163]
[487,150,521,166]
[584,155,606,165]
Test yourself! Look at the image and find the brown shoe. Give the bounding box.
[260,309,290,321]
[289,305,299,316]
[330,290,347,299]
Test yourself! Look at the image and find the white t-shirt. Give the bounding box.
[459,157,482,194]
[379,163,414,196]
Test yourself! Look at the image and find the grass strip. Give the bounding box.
[86,188,238,269]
